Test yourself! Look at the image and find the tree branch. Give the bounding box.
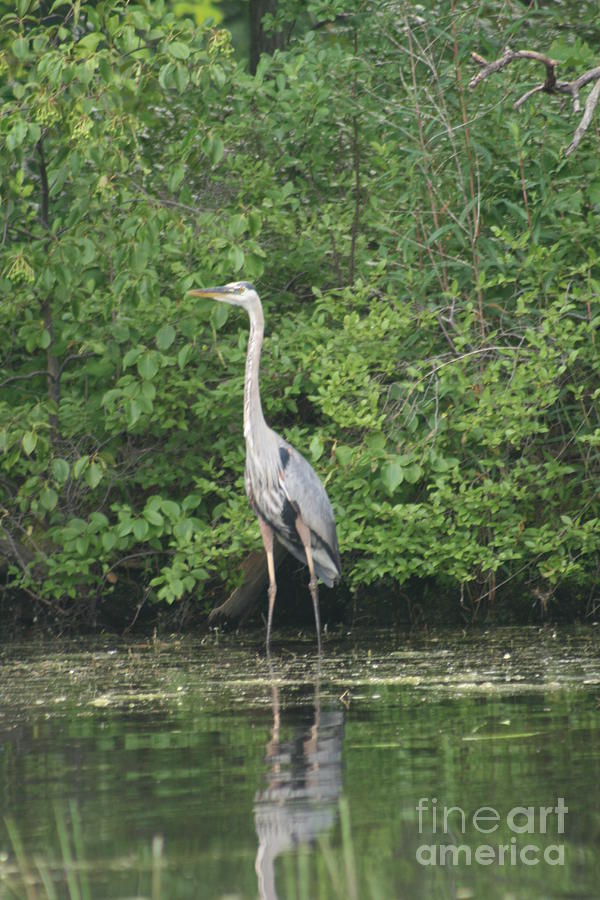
[206,544,286,628]
[566,76,600,156]
[469,47,600,155]
[0,370,51,388]
[469,48,560,92]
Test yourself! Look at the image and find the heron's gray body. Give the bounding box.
[244,428,341,587]
[188,279,341,651]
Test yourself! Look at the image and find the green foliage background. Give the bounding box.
[1,0,599,623]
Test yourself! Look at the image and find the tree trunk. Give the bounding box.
[249,0,284,75]
[207,544,286,627]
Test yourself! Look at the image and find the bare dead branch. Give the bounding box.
[469,47,600,155]
[514,83,545,109]
[571,66,600,113]
[469,48,561,91]
[566,76,600,156]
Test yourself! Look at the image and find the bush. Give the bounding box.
[1,0,599,623]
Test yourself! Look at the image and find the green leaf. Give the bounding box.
[174,63,189,94]
[137,351,159,380]
[173,518,193,542]
[28,122,41,144]
[209,136,224,166]
[117,519,133,538]
[381,459,404,495]
[79,239,96,265]
[123,347,143,368]
[137,389,153,414]
[40,486,58,511]
[168,41,191,60]
[158,62,174,90]
[309,434,323,462]
[51,458,70,483]
[112,321,130,343]
[211,64,226,87]
[228,246,244,272]
[77,33,103,52]
[66,517,87,535]
[22,432,37,455]
[230,215,247,238]
[102,532,117,552]
[178,344,194,369]
[12,37,28,60]
[156,324,176,351]
[141,380,156,402]
[126,399,142,428]
[133,518,149,541]
[335,445,353,466]
[73,456,89,479]
[245,252,265,279]
[89,512,109,531]
[168,162,185,192]
[161,499,181,521]
[403,463,423,484]
[367,433,386,452]
[144,507,164,527]
[7,120,28,151]
[248,210,262,237]
[85,461,103,489]
[213,303,229,329]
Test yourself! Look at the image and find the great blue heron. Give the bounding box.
[189,281,341,653]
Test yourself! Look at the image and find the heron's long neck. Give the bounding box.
[244,300,267,449]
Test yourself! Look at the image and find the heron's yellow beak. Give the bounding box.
[189,284,236,299]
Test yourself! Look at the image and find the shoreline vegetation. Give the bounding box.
[1,1,599,636]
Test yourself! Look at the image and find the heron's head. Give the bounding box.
[188,280,259,308]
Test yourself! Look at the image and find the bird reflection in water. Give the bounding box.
[254,670,345,900]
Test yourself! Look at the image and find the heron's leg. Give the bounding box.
[295,517,322,655]
[258,517,277,653]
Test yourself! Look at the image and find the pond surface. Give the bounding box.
[0,626,599,899]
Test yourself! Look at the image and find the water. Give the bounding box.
[0,626,599,899]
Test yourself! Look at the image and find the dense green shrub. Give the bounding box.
[1,0,598,622]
